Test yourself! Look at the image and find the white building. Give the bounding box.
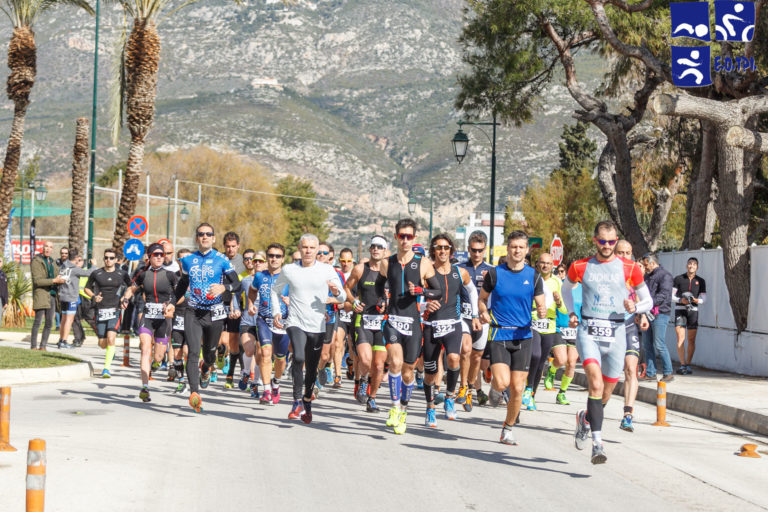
[455,212,511,250]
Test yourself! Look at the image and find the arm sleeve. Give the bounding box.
[463,279,479,316]
[562,277,577,315]
[533,272,545,296]
[422,274,442,300]
[633,282,653,314]
[482,267,497,293]
[175,274,189,301]
[85,274,95,292]
[224,269,240,293]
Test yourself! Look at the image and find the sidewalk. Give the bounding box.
[571,366,768,436]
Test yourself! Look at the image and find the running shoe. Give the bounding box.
[464,389,473,412]
[288,400,304,420]
[527,396,537,411]
[556,391,570,405]
[210,370,218,383]
[271,383,281,404]
[591,442,607,464]
[167,366,177,381]
[366,397,379,413]
[101,369,111,379]
[315,377,324,392]
[250,382,261,399]
[386,407,400,427]
[353,381,359,398]
[139,387,151,402]
[260,390,273,405]
[575,409,591,450]
[488,388,501,407]
[346,367,355,380]
[200,370,211,389]
[175,380,187,394]
[499,426,517,445]
[225,376,234,389]
[238,374,250,391]
[151,360,161,371]
[676,366,686,375]
[456,385,467,405]
[356,381,369,404]
[415,371,424,390]
[332,375,342,389]
[222,359,230,376]
[483,368,492,383]
[300,399,313,424]
[434,391,445,406]
[425,407,437,428]
[189,392,202,413]
[522,387,532,408]
[476,389,488,406]
[216,347,226,369]
[393,410,407,435]
[319,367,329,386]
[444,397,457,420]
[685,365,693,374]
[620,414,635,432]
[544,370,555,390]
[160,361,168,370]
[325,367,333,385]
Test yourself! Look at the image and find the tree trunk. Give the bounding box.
[112,141,144,257]
[68,118,89,254]
[0,27,36,252]
[684,120,716,249]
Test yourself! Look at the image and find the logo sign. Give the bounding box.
[454,251,469,264]
[123,239,145,261]
[528,237,543,249]
[550,234,564,267]
[11,240,45,264]
[127,215,148,238]
[670,1,755,88]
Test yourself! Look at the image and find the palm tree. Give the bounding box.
[69,117,89,253]
[0,0,94,252]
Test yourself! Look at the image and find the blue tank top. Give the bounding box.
[488,264,539,341]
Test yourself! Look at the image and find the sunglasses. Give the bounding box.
[254,259,266,263]
[595,238,618,246]
[339,259,353,263]
[370,244,385,250]
[151,252,164,257]
[293,258,301,262]
[470,248,486,253]
[197,231,214,238]
[318,251,330,255]
[267,254,283,259]
[104,256,116,261]
[243,257,254,261]
[397,234,415,241]
[433,245,452,251]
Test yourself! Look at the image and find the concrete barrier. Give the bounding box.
[0,362,93,387]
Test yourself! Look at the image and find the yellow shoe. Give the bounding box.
[393,410,408,435]
[386,406,399,427]
[456,385,468,405]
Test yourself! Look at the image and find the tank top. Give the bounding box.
[386,253,422,317]
[429,264,462,322]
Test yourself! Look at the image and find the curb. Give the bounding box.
[0,362,93,387]
[571,370,768,437]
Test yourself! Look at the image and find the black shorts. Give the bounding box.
[336,320,354,338]
[95,308,121,338]
[675,309,699,329]
[490,338,532,372]
[555,327,577,348]
[171,329,186,349]
[138,317,171,344]
[625,322,640,357]
[224,316,241,334]
[239,324,258,338]
[422,321,462,374]
[324,322,335,344]
[383,316,422,365]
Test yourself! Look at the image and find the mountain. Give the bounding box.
[0,0,604,248]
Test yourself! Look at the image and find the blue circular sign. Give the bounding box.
[123,239,145,261]
[127,215,148,238]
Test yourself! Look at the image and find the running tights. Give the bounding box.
[287,327,324,401]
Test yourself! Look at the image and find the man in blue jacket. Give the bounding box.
[640,253,675,382]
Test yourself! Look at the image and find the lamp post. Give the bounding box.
[180,206,189,223]
[87,0,101,260]
[407,187,433,241]
[18,180,47,261]
[452,113,500,263]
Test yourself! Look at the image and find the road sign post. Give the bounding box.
[123,239,145,261]
[127,215,148,239]
[550,234,564,266]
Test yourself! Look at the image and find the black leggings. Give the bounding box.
[30,304,55,349]
[527,331,559,393]
[287,327,325,401]
[185,308,224,394]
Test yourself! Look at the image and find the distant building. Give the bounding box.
[455,212,512,251]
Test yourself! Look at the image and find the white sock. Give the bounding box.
[592,431,602,444]
[242,353,253,375]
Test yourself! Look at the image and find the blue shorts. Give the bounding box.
[576,318,625,383]
[256,317,290,358]
[60,299,79,315]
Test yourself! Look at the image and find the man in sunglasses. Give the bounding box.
[344,236,389,413]
[562,220,652,464]
[120,243,179,403]
[377,218,442,435]
[316,242,344,393]
[331,248,356,388]
[85,248,132,378]
[175,223,241,413]
[161,240,179,273]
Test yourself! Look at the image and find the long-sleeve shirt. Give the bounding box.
[644,266,674,315]
[271,261,346,334]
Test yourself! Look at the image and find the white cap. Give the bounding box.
[370,236,388,250]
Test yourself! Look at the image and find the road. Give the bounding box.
[1,359,767,511]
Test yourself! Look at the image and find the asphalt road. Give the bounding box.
[1,362,767,511]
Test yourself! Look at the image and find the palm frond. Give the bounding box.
[109,14,127,146]
[158,0,197,23]
[40,0,94,17]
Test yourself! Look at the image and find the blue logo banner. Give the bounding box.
[671,46,712,87]
[671,2,711,40]
[714,1,755,41]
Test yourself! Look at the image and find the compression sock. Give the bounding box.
[560,375,573,392]
[389,373,402,403]
[242,353,253,376]
[228,353,239,378]
[104,345,116,370]
[547,365,558,380]
[400,380,415,408]
[586,396,603,432]
[624,405,633,415]
[446,367,460,395]
[424,384,434,405]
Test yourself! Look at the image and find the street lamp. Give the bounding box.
[407,187,433,241]
[18,179,47,261]
[180,205,189,223]
[451,114,500,262]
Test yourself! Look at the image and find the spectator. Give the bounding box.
[0,256,8,310]
[640,253,675,382]
[56,247,69,267]
[673,257,707,375]
[30,241,66,350]
[56,249,95,348]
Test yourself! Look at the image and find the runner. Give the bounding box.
[378,219,442,435]
[523,252,567,411]
[332,248,356,388]
[56,249,94,349]
[121,243,178,402]
[422,234,479,427]
[228,248,256,390]
[174,223,241,412]
[85,249,132,378]
[478,231,546,446]
[170,248,191,392]
[315,242,340,393]
[271,234,346,423]
[673,257,706,375]
[344,236,389,413]
[545,262,581,405]
[562,220,652,464]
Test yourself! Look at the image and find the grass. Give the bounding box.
[0,317,96,337]
[0,345,82,369]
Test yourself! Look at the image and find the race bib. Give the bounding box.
[144,302,164,320]
[460,302,473,320]
[585,318,617,343]
[211,303,226,322]
[339,310,353,323]
[388,315,413,336]
[98,308,117,322]
[560,327,577,340]
[431,319,458,338]
[363,314,383,331]
[532,319,550,332]
[173,315,185,331]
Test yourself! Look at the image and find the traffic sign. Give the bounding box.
[127,215,148,238]
[123,239,145,261]
[550,234,564,266]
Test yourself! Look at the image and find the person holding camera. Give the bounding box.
[672,257,707,375]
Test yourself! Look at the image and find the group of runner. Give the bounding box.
[84,218,658,465]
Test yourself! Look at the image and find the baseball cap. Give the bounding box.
[412,244,425,256]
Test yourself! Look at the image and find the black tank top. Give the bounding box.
[135,267,178,304]
[358,263,385,315]
[386,253,422,316]
[430,264,462,322]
